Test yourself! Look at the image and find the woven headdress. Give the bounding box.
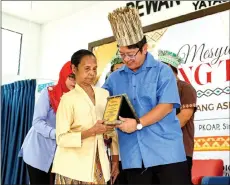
[158,50,183,68]
[108,7,144,46]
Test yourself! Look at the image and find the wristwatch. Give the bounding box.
[136,122,143,130]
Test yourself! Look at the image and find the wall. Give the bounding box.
[38,1,228,80]
[39,1,122,80]
[2,1,227,83]
[2,13,41,85]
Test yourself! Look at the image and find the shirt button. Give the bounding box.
[133,85,136,87]
[134,98,136,101]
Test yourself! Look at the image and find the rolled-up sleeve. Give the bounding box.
[157,65,181,108]
[180,83,197,111]
[56,95,81,148]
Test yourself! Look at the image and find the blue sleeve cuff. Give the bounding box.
[49,128,56,140]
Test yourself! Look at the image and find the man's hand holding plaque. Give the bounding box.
[116,116,138,133]
[103,94,140,132]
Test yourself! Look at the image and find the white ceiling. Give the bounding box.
[2,1,100,24]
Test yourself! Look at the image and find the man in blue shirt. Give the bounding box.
[103,7,190,184]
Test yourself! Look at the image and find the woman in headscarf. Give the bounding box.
[19,61,76,185]
[52,49,119,184]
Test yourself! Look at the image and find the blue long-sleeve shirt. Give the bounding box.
[18,88,56,172]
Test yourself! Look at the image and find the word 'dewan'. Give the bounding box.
[126,1,181,17]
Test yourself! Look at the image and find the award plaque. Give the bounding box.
[103,94,139,125]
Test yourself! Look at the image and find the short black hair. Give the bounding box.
[171,65,178,74]
[110,65,114,72]
[110,62,124,72]
[126,36,147,52]
[71,49,95,68]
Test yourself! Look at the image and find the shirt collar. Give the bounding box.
[120,52,157,73]
[74,83,95,92]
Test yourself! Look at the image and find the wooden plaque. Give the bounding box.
[103,94,139,125]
